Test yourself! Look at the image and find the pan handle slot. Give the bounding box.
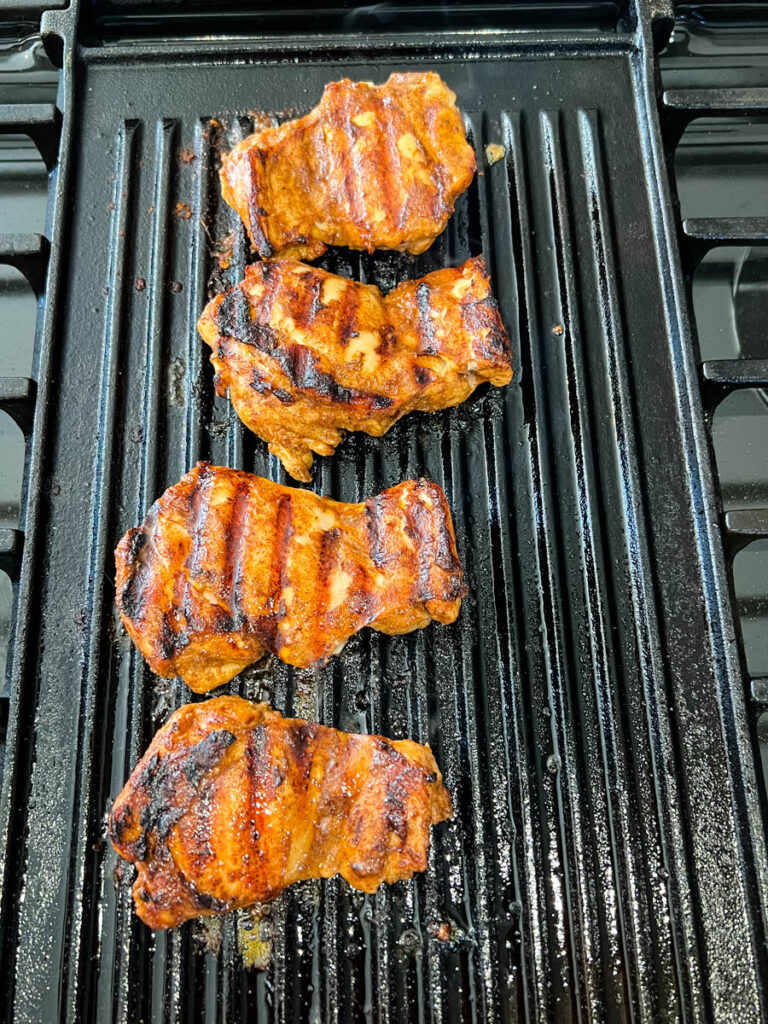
[0,530,23,582]
[682,218,768,268]
[0,103,61,173]
[0,378,37,437]
[0,234,49,297]
[700,359,768,407]
[664,86,768,117]
[724,508,768,556]
[661,87,768,147]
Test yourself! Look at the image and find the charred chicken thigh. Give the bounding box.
[110,696,453,929]
[219,72,476,261]
[115,463,466,692]
[198,256,512,481]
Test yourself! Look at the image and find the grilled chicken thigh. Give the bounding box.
[115,464,465,692]
[110,696,453,929]
[198,256,512,481]
[219,72,476,260]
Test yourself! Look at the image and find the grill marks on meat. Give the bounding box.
[114,464,466,692]
[110,696,453,929]
[219,73,476,261]
[198,256,512,481]
[214,284,384,412]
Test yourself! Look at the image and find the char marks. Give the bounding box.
[421,479,464,575]
[244,723,271,808]
[461,293,511,364]
[365,494,390,569]
[182,729,237,787]
[402,485,436,602]
[185,463,215,581]
[109,696,453,928]
[114,465,466,689]
[223,479,251,631]
[217,286,278,353]
[337,285,360,348]
[219,72,477,260]
[214,281,392,410]
[118,527,153,622]
[415,280,437,354]
[258,492,294,651]
[374,92,403,236]
[338,86,366,235]
[318,527,342,586]
[279,345,363,405]
[292,273,324,329]
[131,728,236,855]
[197,256,512,480]
[246,151,273,258]
[283,720,320,782]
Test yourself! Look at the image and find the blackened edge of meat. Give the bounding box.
[119,527,154,622]
[461,294,513,365]
[159,614,190,660]
[246,151,274,258]
[123,728,238,858]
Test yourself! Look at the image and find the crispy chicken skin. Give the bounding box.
[115,464,466,692]
[110,696,453,929]
[219,72,476,261]
[198,256,512,481]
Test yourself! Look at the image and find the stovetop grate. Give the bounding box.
[1,3,767,1022]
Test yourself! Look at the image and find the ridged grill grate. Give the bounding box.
[1,7,767,1022]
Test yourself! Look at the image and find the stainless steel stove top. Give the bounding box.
[0,26,56,709]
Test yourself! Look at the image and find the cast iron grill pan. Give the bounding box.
[0,7,766,1022]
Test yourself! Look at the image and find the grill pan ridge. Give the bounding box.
[1,1,767,1021]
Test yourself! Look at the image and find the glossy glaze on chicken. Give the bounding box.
[115,464,466,692]
[110,696,453,929]
[198,256,512,480]
[219,72,476,261]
